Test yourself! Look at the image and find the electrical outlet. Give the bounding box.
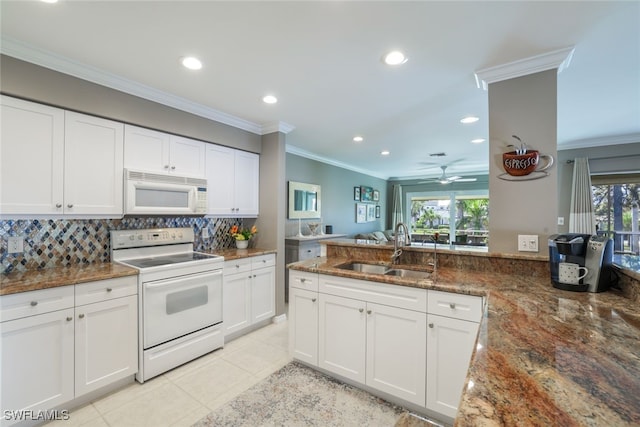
[7,236,24,254]
[518,234,538,252]
[558,217,565,226]
[202,228,209,239]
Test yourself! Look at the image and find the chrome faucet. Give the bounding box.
[391,222,411,264]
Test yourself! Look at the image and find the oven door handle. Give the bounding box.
[144,271,222,290]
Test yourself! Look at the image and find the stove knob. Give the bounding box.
[138,235,144,240]
[129,235,135,241]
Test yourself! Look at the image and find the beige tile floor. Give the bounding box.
[47,321,291,427]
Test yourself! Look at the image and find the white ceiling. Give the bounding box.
[1,1,639,180]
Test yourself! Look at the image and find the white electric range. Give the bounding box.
[111,227,224,383]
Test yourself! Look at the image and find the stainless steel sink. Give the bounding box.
[384,269,432,279]
[335,262,390,274]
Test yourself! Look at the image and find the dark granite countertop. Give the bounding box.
[289,255,640,426]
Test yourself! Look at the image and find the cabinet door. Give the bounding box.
[206,144,236,215]
[223,272,252,336]
[64,112,124,215]
[426,314,480,419]
[366,302,427,406]
[169,136,205,178]
[124,124,171,174]
[0,95,64,215]
[318,293,366,383]
[75,295,138,396]
[1,309,74,424]
[289,287,318,366]
[251,266,275,323]
[234,150,259,216]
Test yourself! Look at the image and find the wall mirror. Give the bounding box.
[288,181,321,219]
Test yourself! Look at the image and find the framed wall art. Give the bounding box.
[366,204,376,222]
[354,186,360,201]
[373,190,380,202]
[356,203,367,223]
[360,186,373,202]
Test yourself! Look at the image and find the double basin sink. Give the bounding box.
[335,262,432,280]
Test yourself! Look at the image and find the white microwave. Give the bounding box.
[124,169,207,216]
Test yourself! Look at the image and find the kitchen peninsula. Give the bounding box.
[287,238,640,426]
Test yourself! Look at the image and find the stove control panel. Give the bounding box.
[111,228,194,248]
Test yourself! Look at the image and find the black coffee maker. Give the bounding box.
[549,233,614,292]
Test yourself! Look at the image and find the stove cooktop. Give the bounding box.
[121,252,222,269]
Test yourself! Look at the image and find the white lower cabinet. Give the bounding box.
[426,314,480,418]
[223,254,275,337]
[288,271,483,422]
[0,277,138,427]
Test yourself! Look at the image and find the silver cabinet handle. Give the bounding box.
[171,166,176,170]
[106,288,113,292]
[367,310,372,315]
[30,301,38,307]
[164,165,170,169]
[78,313,85,319]
[359,308,364,313]
[449,303,456,309]
[56,203,62,208]
[262,260,266,263]
[429,323,434,328]
[253,274,257,278]
[312,298,317,302]
[67,204,73,208]
[235,264,240,268]
[66,316,73,322]
[300,278,306,283]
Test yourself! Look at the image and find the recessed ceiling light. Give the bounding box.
[41,0,58,3]
[382,50,408,66]
[262,95,278,104]
[353,136,364,143]
[460,116,479,124]
[471,138,486,144]
[181,56,202,70]
[381,150,390,156]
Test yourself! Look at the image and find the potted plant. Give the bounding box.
[230,225,257,249]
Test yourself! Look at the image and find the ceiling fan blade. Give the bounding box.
[455,178,477,182]
[448,175,462,181]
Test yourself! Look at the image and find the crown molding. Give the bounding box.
[261,121,295,135]
[0,36,265,134]
[286,145,389,180]
[559,133,640,150]
[474,46,575,90]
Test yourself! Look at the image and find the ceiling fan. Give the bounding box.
[418,165,477,184]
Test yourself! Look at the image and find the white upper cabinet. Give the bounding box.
[0,96,123,216]
[1,95,65,215]
[206,144,259,217]
[64,112,124,216]
[124,125,205,178]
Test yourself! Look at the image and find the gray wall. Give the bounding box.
[286,153,387,235]
[488,70,558,253]
[557,142,640,234]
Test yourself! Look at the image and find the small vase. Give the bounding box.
[235,239,249,249]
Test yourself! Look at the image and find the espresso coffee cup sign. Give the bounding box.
[558,262,588,285]
[503,150,554,176]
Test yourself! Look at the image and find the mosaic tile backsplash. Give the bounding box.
[0,217,250,273]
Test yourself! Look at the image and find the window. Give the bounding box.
[592,174,640,255]
[406,190,489,248]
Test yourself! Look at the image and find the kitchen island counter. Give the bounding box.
[289,256,640,426]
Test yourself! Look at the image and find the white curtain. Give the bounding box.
[391,184,403,227]
[569,158,596,234]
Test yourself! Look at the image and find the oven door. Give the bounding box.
[143,270,222,349]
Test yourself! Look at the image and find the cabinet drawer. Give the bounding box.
[1,286,74,322]
[224,258,252,275]
[289,270,319,292]
[319,274,427,312]
[75,276,137,306]
[251,254,276,269]
[427,290,483,323]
